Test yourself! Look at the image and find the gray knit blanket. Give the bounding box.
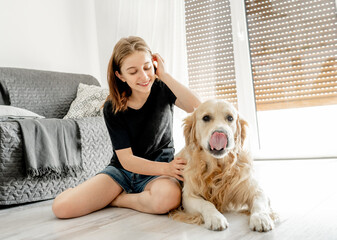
[17,118,82,178]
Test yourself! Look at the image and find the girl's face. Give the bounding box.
[117,51,156,95]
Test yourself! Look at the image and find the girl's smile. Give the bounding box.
[116,51,156,95]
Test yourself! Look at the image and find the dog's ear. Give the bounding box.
[183,113,197,147]
[236,114,248,148]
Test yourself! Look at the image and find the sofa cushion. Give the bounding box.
[64,83,109,119]
[0,106,45,120]
[0,68,100,118]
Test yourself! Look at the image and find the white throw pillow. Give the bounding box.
[64,83,109,119]
[0,106,45,120]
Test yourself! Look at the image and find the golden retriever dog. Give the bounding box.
[171,99,276,232]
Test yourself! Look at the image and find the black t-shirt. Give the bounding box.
[103,80,177,169]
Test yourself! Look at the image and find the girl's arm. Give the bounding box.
[116,147,186,181]
[153,53,201,113]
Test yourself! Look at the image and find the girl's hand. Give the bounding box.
[152,53,167,79]
[166,157,187,181]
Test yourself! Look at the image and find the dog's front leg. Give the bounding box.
[249,191,274,232]
[183,195,229,231]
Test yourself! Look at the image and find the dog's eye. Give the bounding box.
[202,115,211,122]
[226,115,234,122]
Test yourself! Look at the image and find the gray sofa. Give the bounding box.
[0,67,112,205]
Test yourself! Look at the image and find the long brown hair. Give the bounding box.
[106,36,153,113]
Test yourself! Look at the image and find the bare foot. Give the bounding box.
[110,191,127,207]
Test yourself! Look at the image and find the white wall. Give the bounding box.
[0,0,101,81]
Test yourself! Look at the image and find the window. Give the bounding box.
[185,0,238,107]
[246,0,337,111]
[184,0,337,159]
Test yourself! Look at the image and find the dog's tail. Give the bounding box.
[169,207,204,225]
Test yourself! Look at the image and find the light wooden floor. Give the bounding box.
[1,159,337,240]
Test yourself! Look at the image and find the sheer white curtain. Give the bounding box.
[94,0,189,151]
[95,0,188,87]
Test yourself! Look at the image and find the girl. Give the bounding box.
[52,36,200,218]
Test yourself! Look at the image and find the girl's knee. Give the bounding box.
[52,190,75,219]
[151,184,182,214]
[52,199,67,219]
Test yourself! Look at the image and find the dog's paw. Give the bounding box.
[203,211,229,231]
[249,212,274,232]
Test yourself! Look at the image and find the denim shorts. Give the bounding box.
[99,166,160,193]
[98,148,175,193]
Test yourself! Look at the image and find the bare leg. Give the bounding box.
[52,174,123,219]
[111,176,181,214]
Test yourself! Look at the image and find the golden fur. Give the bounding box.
[170,99,276,231]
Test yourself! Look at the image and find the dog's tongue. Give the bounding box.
[210,132,227,151]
